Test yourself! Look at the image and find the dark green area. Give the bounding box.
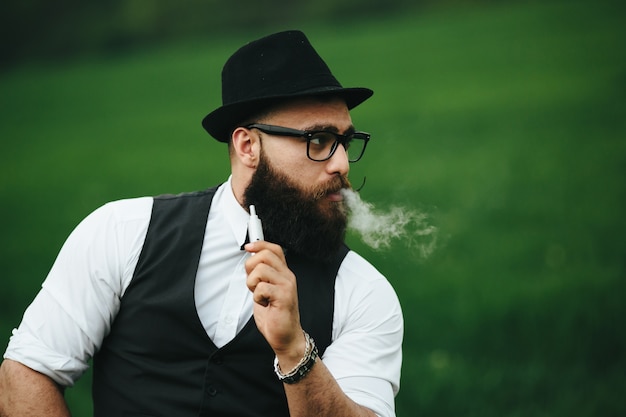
[2,0,422,68]
[1,1,624,415]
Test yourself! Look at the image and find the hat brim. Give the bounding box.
[202,87,373,143]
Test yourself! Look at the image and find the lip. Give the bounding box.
[327,191,344,202]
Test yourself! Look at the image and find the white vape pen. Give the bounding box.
[248,205,264,242]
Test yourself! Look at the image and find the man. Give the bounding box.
[0,30,403,417]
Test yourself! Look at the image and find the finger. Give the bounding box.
[245,263,275,291]
[251,281,274,307]
[244,241,286,262]
[245,247,287,276]
[246,265,297,307]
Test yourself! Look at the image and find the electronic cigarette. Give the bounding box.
[248,205,264,242]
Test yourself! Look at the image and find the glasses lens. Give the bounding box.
[345,136,367,162]
[306,131,369,162]
[307,132,338,161]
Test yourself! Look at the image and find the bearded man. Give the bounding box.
[0,30,403,417]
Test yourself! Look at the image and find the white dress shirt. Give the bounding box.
[4,177,403,417]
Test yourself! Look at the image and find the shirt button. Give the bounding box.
[224,315,234,325]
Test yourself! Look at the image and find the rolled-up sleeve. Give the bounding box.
[3,198,152,386]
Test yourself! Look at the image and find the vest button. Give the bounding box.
[206,385,218,397]
[212,355,224,365]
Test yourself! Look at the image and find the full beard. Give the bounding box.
[243,153,351,263]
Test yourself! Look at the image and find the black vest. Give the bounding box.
[92,187,349,417]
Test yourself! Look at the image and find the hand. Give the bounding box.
[244,241,306,366]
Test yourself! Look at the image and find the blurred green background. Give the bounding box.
[1,0,625,416]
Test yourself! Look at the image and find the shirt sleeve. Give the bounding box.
[3,197,152,386]
[324,251,404,417]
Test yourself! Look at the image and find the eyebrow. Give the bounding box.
[302,124,356,135]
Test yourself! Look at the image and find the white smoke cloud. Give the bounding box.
[341,188,438,259]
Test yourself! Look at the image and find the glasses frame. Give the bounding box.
[245,123,370,163]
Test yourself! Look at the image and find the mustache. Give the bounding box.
[311,175,352,200]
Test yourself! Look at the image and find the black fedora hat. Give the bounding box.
[202,30,373,142]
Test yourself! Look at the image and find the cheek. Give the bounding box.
[279,160,314,186]
[264,144,314,182]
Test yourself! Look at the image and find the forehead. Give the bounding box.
[262,97,352,131]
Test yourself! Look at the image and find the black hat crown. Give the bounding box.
[202,30,373,142]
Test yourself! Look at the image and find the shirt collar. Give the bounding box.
[219,175,250,249]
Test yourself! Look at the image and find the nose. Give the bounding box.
[325,143,350,176]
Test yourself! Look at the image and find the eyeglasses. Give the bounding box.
[245,123,370,163]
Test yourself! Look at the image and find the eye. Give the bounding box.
[309,132,336,147]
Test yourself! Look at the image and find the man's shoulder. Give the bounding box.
[339,250,387,284]
[153,185,222,201]
[337,250,401,304]
[99,184,225,219]
[98,196,154,222]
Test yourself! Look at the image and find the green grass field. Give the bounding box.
[1,0,624,415]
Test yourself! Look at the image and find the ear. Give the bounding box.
[231,127,260,168]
